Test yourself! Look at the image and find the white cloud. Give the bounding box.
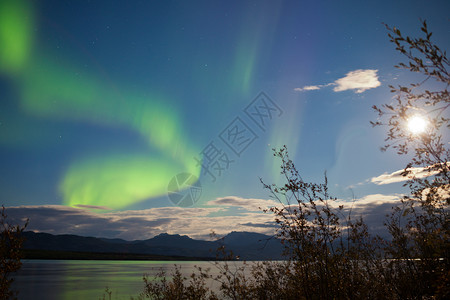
[420,184,450,201]
[218,194,402,238]
[294,85,321,91]
[342,194,401,208]
[294,69,380,93]
[5,193,405,241]
[371,164,447,185]
[75,204,111,210]
[5,204,275,241]
[333,69,381,93]
[207,196,279,211]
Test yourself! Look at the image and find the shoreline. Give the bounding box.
[21,249,217,261]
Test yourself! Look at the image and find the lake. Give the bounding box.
[12,259,237,300]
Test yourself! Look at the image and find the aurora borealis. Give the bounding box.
[0,0,33,74]
[1,0,449,239]
[1,0,200,209]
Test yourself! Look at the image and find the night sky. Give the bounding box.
[1,0,449,240]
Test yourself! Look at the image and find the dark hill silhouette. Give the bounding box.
[22,231,284,260]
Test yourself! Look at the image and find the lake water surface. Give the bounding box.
[12,260,234,300]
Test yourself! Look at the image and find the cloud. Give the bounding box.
[296,85,321,91]
[75,204,111,210]
[208,195,402,238]
[294,85,321,92]
[207,196,279,211]
[420,184,450,201]
[294,83,334,92]
[5,193,403,241]
[335,194,402,237]
[333,69,381,93]
[371,164,446,185]
[294,69,381,93]
[4,204,275,241]
[239,222,278,228]
[346,193,400,207]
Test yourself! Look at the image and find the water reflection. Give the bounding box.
[13,260,225,300]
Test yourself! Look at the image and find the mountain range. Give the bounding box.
[22,231,284,260]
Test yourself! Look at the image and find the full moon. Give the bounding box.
[407,115,428,134]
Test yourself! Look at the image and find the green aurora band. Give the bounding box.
[0,0,33,75]
[20,59,200,208]
[61,154,197,209]
[1,0,200,209]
